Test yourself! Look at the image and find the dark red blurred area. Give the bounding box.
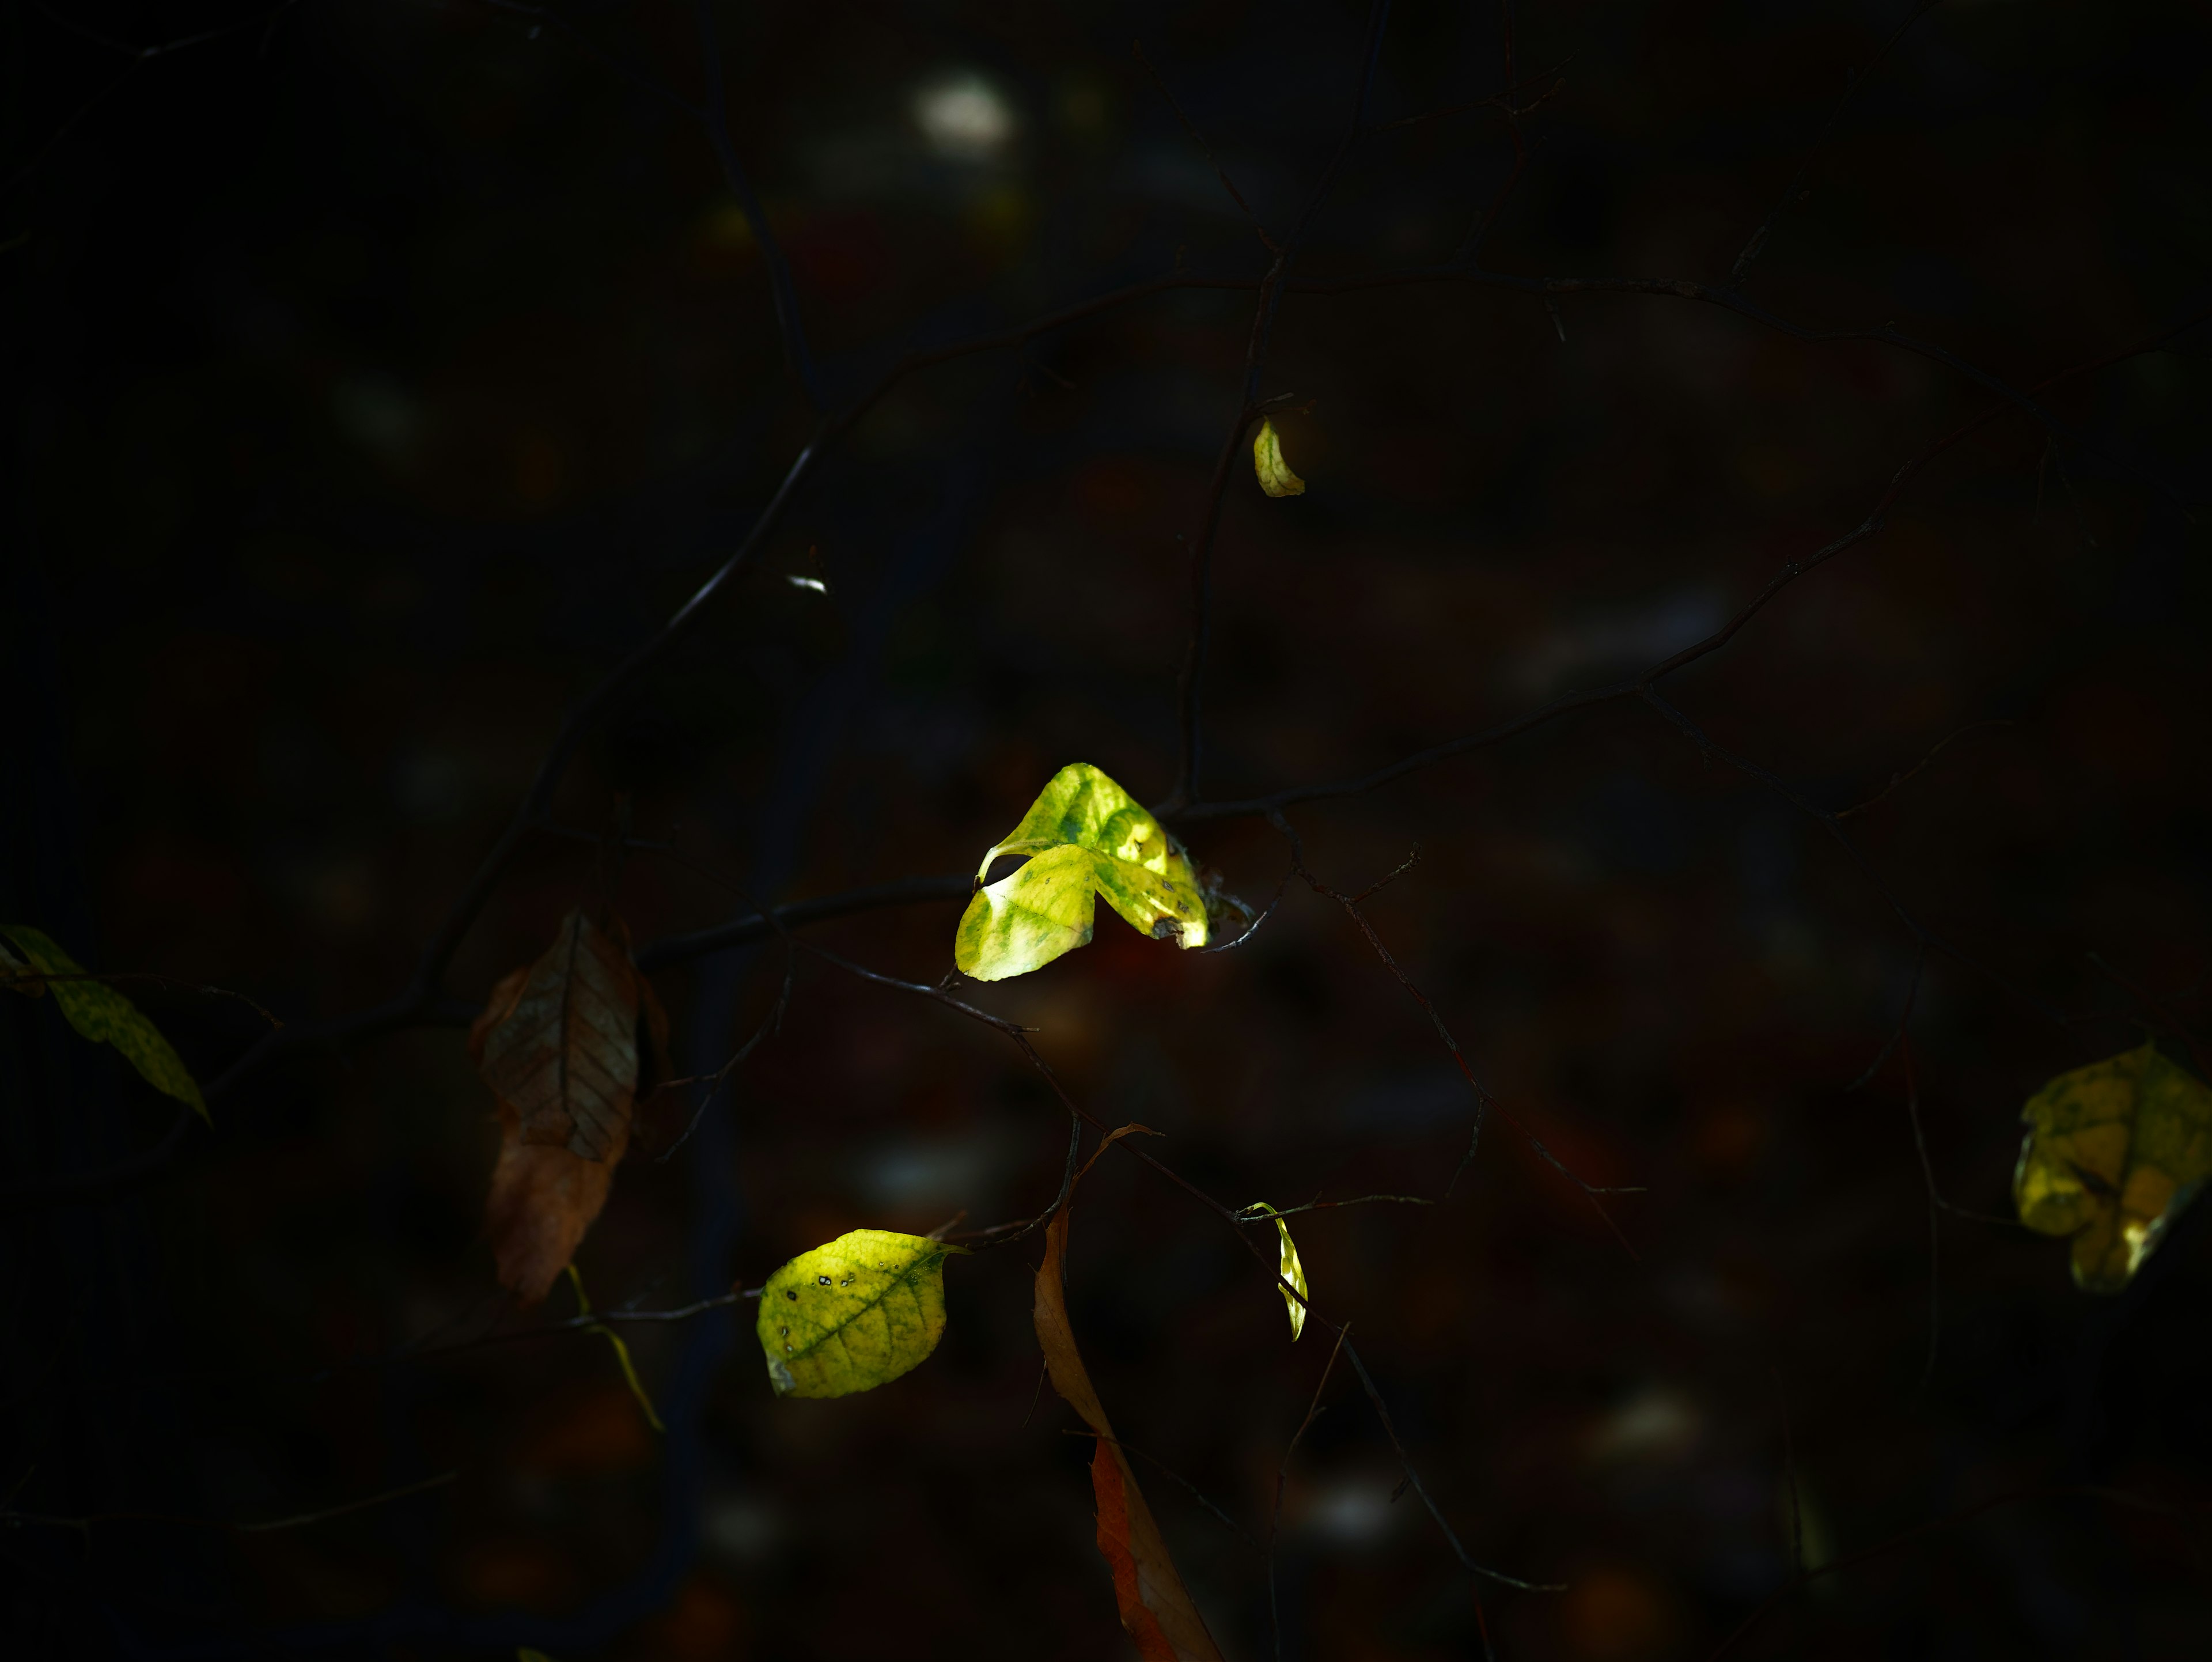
[4,2,2210,1659]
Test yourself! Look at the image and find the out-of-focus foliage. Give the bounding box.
[954,763,1209,980]
[2014,1043,2212,1292]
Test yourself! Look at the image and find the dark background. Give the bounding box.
[3,1,2209,1657]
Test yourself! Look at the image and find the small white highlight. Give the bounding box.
[786,575,828,593]
[914,73,1014,161]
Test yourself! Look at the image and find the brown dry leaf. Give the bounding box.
[477,909,641,1160]
[471,915,658,1307]
[1034,1125,1226,1662]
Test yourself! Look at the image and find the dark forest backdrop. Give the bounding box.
[3,1,2210,1658]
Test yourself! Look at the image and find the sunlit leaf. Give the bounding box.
[1252,418,1305,498]
[1245,1202,1308,1339]
[2014,1041,2212,1292]
[0,924,207,1122]
[953,763,1209,981]
[476,909,641,1160]
[757,1229,967,1398]
[1035,1125,1226,1662]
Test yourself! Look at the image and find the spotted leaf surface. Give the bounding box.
[757,1229,965,1398]
[1252,417,1305,497]
[954,763,1209,982]
[1,925,207,1122]
[2014,1042,2212,1293]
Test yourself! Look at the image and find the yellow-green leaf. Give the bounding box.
[1246,1202,1308,1339]
[0,925,208,1123]
[757,1229,967,1398]
[2013,1042,2212,1292]
[953,763,1210,981]
[1252,418,1305,498]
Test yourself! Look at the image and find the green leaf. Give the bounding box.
[1252,418,1305,498]
[953,763,1210,982]
[1246,1202,1308,1339]
[0,925,208,1123]
[2014,1041,2212,1292]
[756,1229,967,1398]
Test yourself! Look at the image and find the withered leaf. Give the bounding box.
[472,914,659,1307]
[1035,1125,1226,1662]
[478,909,640,1160]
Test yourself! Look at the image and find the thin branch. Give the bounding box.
[1063,1431,1260,1553]
[1342,1340,1563,1592]
[1270,1324,1350,1662]
[0,1470,457,1538]
[1835,720,2013,819]
[1134,40,1278,252]
[694,0,824,408]
[1726,0,1947,289]
[1705,1486,2202,1660]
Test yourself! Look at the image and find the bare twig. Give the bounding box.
[1270,1324,1350,1662]
[0,1469,457,1539]
[1835,720,2014,819]
[1726,0,1948,288]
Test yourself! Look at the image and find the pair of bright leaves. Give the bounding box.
[767,762,1306,1401]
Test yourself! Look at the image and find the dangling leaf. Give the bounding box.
[471,915,660,1307]
[0,925,207,1122]
[1245,1202,1308,1339]
[476,909,641,1160]
[953,763,1209,982]
[1036,1125,1226,1662]
[2014,1042,2212,1293]
[757,1229,967,1398]
[565,1266,664,1432]
[1252,418,1305,498]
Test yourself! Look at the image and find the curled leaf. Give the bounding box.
[954,763,1209,981]
[1246,1202,1308,1339]
[1252,417,1305,497]
[0,925,207,1122]
[757,1229,966,1398]
[1035,1126,1225,1662]
[2014,1042,2212,1292]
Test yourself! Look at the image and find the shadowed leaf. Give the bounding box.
[955,763,1209,981]
[1036,1125,1226,1662]
[477,909,640,1160]
[1252,417,1305,497]
[471,917,659,1306]
[757,1228,966,1398]
[2014,1041,2212,1292]
[1,924,207,1122]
